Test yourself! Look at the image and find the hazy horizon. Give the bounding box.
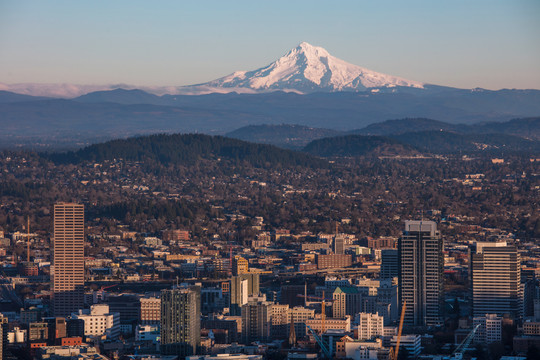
[1,0,540,90]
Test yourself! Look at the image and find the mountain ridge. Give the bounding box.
[1,42,431,97]
[46,133,327,169]
[196,42,425,94]
[1,90,540,149]
[302,131,540,157]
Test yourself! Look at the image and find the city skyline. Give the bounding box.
[1,1,540,90]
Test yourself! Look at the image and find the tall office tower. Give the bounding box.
[229,273,260,316]
[241,295,273,344]
[161,287,201,357]
[332,286,362,318]
[52,203,85,317]
[229,277,249,316]
[240,273,260,295]
[398,220,444,327]
[380,249,399,279]
[470,241,522,319]
[0,313,6,360]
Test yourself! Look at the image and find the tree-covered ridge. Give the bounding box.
[47,133,328,168]
[390,131,540,154]
[302,131,540,157]
[303,135,418,157]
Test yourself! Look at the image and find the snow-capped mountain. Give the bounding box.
[181,42,424,94]
[1,42,425,97]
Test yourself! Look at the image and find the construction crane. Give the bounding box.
[297,291,333,333]
[451,324,480,360]
[99,283,118,292]
[306,324,332,359]
[393,301,407,360]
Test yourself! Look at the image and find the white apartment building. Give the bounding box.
[355,313,384,340]
[71,304,120,339]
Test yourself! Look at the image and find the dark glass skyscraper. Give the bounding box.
[380,249,399,279]
[160,287,201,357]
[398,220,443,327]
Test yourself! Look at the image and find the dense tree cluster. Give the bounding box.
[47,133,328,168]
[0,137,538,242]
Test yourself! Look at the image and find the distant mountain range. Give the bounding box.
[229,118,540,156]
[1,42,428,97]
[227,118,540,150]
[0,42,537,98]
[1,88,540,149]
[0,42,539,149]
[302,131,540,157]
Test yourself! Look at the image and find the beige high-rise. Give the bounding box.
[52,203,85,317]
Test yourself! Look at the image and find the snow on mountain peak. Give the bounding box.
[1,42,425,97]
[198,42,424,94]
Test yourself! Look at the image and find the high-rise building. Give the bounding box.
[241,295,273,344]
[230,277,249,316]
[470,242,522,319]
[398,220,443,327]
[332,287,362,318]
[229,273,260,316]
[240,273,260,295]
[0,313,7,359]
[52,203,85,317]
[380,249,399,279]
[161,287,201,357]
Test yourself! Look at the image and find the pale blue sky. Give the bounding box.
[1,0,539,89]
